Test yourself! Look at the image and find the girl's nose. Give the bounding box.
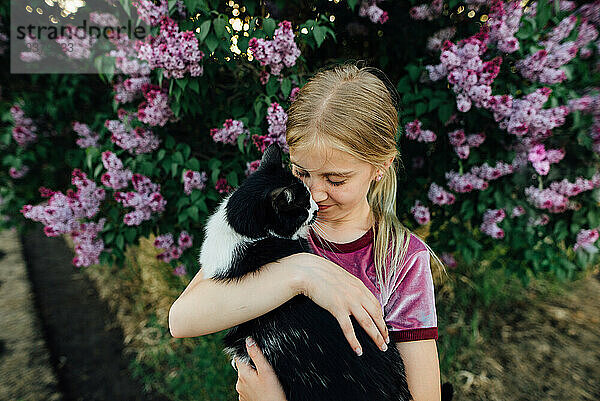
[307,179,328,202]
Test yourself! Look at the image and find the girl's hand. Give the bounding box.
[288,253,390,356]
[235,337,288,401]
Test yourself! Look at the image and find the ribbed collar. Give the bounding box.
[309,226,374,253]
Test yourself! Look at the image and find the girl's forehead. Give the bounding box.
[290,146,367,172]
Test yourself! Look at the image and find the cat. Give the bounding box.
[198,144,412,401]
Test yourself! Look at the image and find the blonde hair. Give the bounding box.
[286,61,446,291]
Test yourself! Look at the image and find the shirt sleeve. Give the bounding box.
[383,247,438,343]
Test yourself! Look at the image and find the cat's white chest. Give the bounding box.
[198,197,249,278]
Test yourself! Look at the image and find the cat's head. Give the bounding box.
[226,144,318,239]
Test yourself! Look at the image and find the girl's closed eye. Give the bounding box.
[292,167,346,187]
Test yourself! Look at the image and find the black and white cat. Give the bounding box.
[198,144,412,401]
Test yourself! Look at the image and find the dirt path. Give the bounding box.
[453,272,600,401]
[19,225,168,401]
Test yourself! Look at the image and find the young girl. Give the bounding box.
[169,62,443,401]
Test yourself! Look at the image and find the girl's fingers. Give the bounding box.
[352,305,387,351]
[361,297,389,345]
[335,313,363,356]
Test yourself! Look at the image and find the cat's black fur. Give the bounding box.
[198,144,412,401]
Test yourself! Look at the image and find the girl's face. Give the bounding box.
[289,145,377,224]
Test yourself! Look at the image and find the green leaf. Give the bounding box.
[199,19,211,42]
[188,79,199,94]
[116,234,124,250]
[211,168,220,184]
[208,158,222,170]
[266,76,279,97]
[536,1,552,29]
[213,17,227,38]
[189,205,200,222]
[348,0,359,11]
[125,227,137,243]
[406,65,420,82]
[396,76,410,94]
[280,77,292,99]
[438,103,454,123]
[226,170,238,187]
[188,158,200,170]
[415,102,427,117]
[313,26,326,47]
[263,18,276,37]
[205,32,219,53]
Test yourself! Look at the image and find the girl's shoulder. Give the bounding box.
[405,232,428,256]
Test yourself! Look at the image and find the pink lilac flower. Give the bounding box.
[210,119,249,145]
[410,200,430,225]
[10,104,38,147]
[428,183,456,205]
[132,0,168,26]
[114,76,151,104]
[480,208,505,239]
[259,71,270,85]
[409,0,442,21]
[470,161,514,181]
[487,0,522,53]
[215,177,233,194]
[137,83,175,127]
[426,29,502,113]
[245,160,261,176]
[573,228,599,253]
[104,109,161,154]
[579,1,600,26]
[114,174,167,226]
[527,143,565,175]
[21,169,106,240]
[73,122,100,148]
[55,25,97,59]
[9,165,29,179]
[446,171,488,193]
[20,35,44,62]
[447,129,485,159]
[248,21,301,76]
[528,213,550,226]
[524,186,568,213]
[109,32,151,76]
[70,218,107,267]
[522,173,600,214]
[253,102,289,153]
[427,27,457,52]
[359,0,390,24]
[173,264,187,276]
[136,17,204,79]
[441,252,457,268]
[405,120,437,142]
[182,170,208,195]
[289,87,300,102]
[511,205,526,217]
[154,231,193,263]
[88,12,119,26]
[100,151,133,190]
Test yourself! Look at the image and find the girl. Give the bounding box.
[169,62,444,400]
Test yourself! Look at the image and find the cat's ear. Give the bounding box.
[260,144,282,168]
[269,187,294,210]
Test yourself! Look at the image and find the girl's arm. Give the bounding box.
[169,254,304,337]
[168,252,390,354]
[395,340,441,401]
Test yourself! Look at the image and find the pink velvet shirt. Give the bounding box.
[307,227,438,343]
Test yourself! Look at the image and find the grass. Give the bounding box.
[64,232,597,400]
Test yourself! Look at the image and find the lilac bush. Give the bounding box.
[1,0,598,284]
